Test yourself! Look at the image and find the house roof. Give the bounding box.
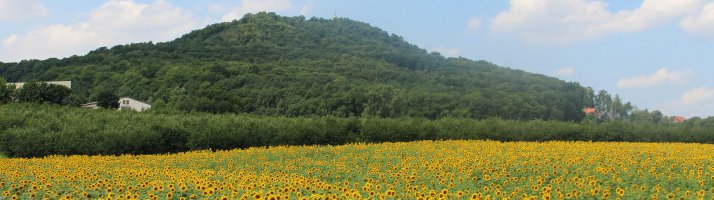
[80,102,98,106]
[582,107,596,114]
[673,116,686,123]
[119,97,149,104]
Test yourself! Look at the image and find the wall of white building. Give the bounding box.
[118,97,151,112]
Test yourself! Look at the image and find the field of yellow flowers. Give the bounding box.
[1,140,713,200]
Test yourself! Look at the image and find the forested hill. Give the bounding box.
[0,12,593,121]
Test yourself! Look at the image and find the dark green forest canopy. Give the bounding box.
[0,12,593,120]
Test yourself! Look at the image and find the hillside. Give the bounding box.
[0,12,591,121]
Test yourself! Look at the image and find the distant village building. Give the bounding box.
[673,116,686,123]
[81,102,99,109]
[118,97,151,112]
[582,107,597,115]
[9,81,72,89]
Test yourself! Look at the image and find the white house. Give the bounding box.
[118,97,151,112]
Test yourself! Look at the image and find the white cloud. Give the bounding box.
[299,5,311,16]
[681,2,714,38]
[617,68,688,88]
[299,0,315,16]
[491,0,705,43]
[1,34,17,46]
[221,0,292,21]
[661,87,714,117]
[554,66,576,76]
[431,47,460,58]
[466,17,482,31]
[681,87,714,105]
[0,0,49,21]
[0,0,199,62]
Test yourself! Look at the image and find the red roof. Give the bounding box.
[673,116,686,123]
[582,107,596,114]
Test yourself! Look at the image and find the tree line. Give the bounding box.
[0,78,120,109]
[1,103,712,158]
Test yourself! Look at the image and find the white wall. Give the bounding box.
[9,81,71,89]
[118,97,151,112]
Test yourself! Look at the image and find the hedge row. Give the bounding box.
[1,103,713,158]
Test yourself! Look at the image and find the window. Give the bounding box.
[123,100,129,105]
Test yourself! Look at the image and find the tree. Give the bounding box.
[95,90,119,109]
[591,91,634,122]
[14,82,42,103]
[651,110,664,124]
[62,93,86,107]
[611,95,624,120]
[14,82,71,104]
[0,77,14,104]
[44,84,73,104]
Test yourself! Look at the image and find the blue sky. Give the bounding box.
[1,0,714,117]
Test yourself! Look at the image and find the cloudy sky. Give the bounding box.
[1,0,714,117]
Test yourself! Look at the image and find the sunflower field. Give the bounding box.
[1,140,713,200]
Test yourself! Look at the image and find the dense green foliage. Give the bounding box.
[95,90,120,109]
[13,82,72,104]
[1,104,712,158]
[62,93,86,107]
[0,13,592,121]
[0,78,12,104]
[0,79,75,105]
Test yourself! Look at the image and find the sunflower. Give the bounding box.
[387,189,397,196]
[616,188,624,196]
